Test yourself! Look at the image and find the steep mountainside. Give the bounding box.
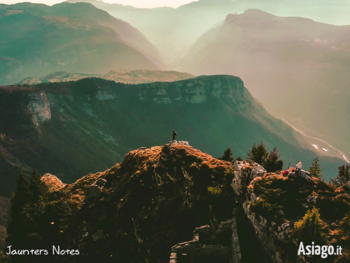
[0,75,344,197]
[0,2,163,85]
[5,143,350,262]
[18,70,194,85]
[67,0,350,63]
[179,9,350,161]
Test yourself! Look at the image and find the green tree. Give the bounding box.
[330,165,350,186]
[262,147,284,172]
[337,165,350,185]
[247,143,268,165]
[29,168,47,202]
[7,169,49,253]
[7,171,32,249]
[219,148,234,162]
[309,157,322,179]
[10,171,30,220]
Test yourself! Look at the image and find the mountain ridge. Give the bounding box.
[179,10,350,161]
[17,69,195,85]
[0,75,345,197]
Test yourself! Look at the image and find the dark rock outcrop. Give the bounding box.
[172,159,350,263]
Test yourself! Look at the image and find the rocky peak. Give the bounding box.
[225,9,278,25]
[6,143,350,262]
[41,173,66,191]
[22,143,236,262]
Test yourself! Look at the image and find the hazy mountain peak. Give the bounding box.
[243,8,276,17]
[225,9,279,25]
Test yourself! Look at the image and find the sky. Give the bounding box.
[0,0,196,8]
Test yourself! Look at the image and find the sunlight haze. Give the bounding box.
[0,0,196,8]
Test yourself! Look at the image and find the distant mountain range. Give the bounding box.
[66,0,350,64]
[179,9,350,163]
[0,75,344,197]
[0,2,164,85]
[18,69,194,85]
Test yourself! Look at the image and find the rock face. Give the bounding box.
[28,93,51,126]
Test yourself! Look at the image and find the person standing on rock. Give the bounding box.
[296,161,302,172]
[172,130,177,142]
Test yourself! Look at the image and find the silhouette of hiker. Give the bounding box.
[172,130,177,142]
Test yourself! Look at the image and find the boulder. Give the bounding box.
[231,161,266,197]
[288,169,314,184]
[178,141,189,146]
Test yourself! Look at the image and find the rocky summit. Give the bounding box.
[5,143,349,263]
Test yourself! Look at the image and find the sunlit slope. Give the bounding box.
[0,2,161,85]
[179,9,350,160]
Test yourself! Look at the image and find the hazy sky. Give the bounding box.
[1,0,196,8]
